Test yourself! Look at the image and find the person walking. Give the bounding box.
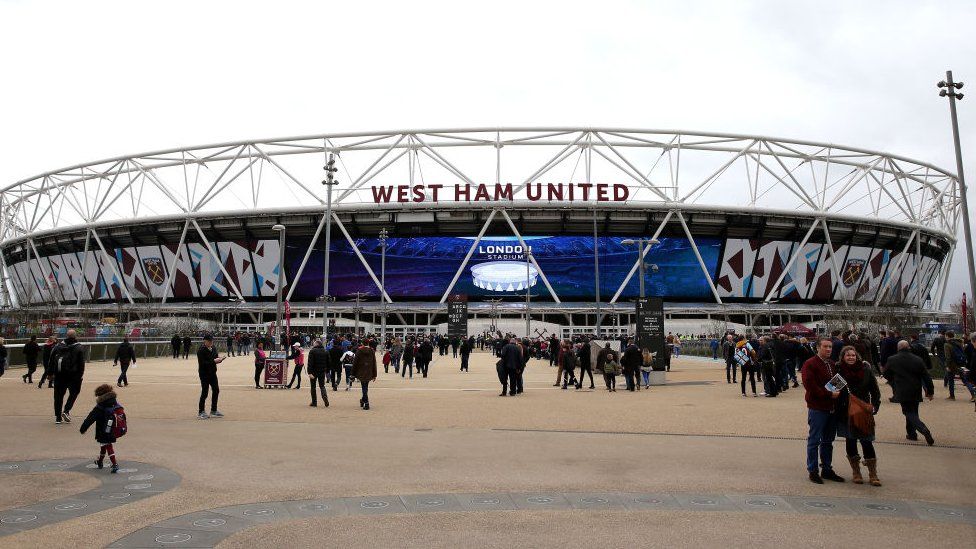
[196,334,224,419]
[341,347,356,391]
[640,348,653,389]
[801,337,844,484]
[306,338,329,407]
[52,330,86,425]
[883,340,935,445]
[834,346,882,486]
[735,335,758,397]
[390,337,403,373]
[758,337,778,397]
[497,337,521,396]
[38,336,57,389]
[113,337,136,387]
[401,338,415,379]
[943,331,976,401]
[723,334,737,384]
[171,334,181,359]
[352,344,378,409]
[621,338,642,391]
[561,340,579,389]
[602,351,621,392]
[182,335,192,360]
[576,338,595,390]
[253,341,266,389]
[419,338,434,378]
[459,337,471,372]
[78,383,123,473]
[0,338,7,378]
[226,334,236,357]
[22,335,40,384]
[286,342,305,389]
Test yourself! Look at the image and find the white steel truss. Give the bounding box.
[0,128,960,311]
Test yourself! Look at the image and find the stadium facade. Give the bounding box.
[0,128,961,326]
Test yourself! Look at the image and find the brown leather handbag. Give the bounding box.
[848,393,875,438]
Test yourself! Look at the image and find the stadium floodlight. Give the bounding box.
[937,70,976,308]
[321,151,339,337]
[378,227,389,348]
[271,225,286,347]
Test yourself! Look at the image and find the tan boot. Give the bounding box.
[847,455,863,484]
[863,458,881,486]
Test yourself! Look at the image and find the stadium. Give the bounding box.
[0,128,962,333]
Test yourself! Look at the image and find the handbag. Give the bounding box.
[847,393,875,438]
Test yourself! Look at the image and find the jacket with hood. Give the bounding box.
[80,390,119,444]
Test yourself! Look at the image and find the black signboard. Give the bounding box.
[447,294,468,338]
[635,297,665,368]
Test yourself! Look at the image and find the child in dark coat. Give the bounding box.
[79,384,121,473]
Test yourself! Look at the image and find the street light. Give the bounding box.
[525,248,533,338]
[938,72,976,307]
[621,238,660,298]
[321,151,339,338]
[378,227,388,348]
[272,224,286,349]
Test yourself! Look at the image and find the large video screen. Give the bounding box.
[287,235,721,301]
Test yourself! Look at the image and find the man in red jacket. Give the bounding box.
[801,337,844,484]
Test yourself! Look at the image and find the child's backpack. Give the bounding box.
[106,404,127,438]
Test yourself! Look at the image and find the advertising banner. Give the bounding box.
[636,297,665,368]
[447,294,468,338]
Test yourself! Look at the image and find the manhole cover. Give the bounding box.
[472,498,500,505]
[746,499,776,507]
[580,497,609,504]
[117,468,138,473]
[865,504,896,511]
[243,509,275,517]
[42,463,69,469]
[125,483,152,490]
[192,518,227,527]
[102,493,131,500]
[361,501,389,509]
[635,497,663,505]
[0,464,19,470]
[155,533,191,544]
[691,498,717,505]
[1,514,37,524]
[527,497,553,504]
[804,501,834,509]
[419,499,445,506]
[55,502,88,511]
[128,474,154,481]
[299,504,330,512]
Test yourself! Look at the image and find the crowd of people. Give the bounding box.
[7,323,974,487]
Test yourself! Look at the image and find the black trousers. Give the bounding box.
[514,368,524,393]
[54,374,83,419]
[288,365,303,388]
[460,354,469,371]
[401,360,414,378]
[603,373,616,390]
[182,347,190,359]
[419,360,429,377]
[199,372,219,413]
[496,366,516,394]
[578,366,594,387]
[329,368,342,387]
[740,365,756,394]
[172,346,180,359]
[310,372,328,405]
[900,401,932,438]
[254,364,264,387]
[24,360,38,383]
[726,359,737,383]
[361,379,370,403]
[117,362,130,385]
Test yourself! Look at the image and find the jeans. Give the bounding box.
[579,366,594,388]
[54,374,83,419]
[726,360,737,383]
[198,372,219,413]
[641,370,650,386]
[947,370,976,399]
[254,364,264,387]
[117,362,130,386]
[288,364,303,388]
[344,365,354,387]
[392,356,400,373]
[899,401,932,438]
[806,409,837,473]
[361,380,370,403]
[401,359,414,378]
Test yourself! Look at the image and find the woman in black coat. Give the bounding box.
[835,346,882,486]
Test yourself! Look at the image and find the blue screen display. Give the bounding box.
[287,236,720,301]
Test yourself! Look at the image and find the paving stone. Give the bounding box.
[282,499,350,518]
[399,493,465,514]
[511,493,573,510]
[782,496,857,515]
[620,492,684,511]
[152,511,256,533]
[209,502,294,523]
[456,492,519,511]
[561,493,627,510]
[673,494,738,512]
[0,462,30,474]
[108,526,229,548]
[906,501,975,525]
[725,494,792,513]
[340,495,408,515]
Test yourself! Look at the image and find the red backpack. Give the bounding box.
[108,405,127,438]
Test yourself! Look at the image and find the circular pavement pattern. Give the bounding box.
[0,458,180,538]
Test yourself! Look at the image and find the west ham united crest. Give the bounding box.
[842,259,865,287]
[143,257,165,285]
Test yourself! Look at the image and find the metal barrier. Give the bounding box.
[1,340,176,369]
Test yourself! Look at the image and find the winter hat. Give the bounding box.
[95,383,113,397]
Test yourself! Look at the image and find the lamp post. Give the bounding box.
[272,224,286,349]
[938,72,976,306]
[349,291,368,336]
[621,238,660,298]
[378,227,388,348]
[321,151,339,337]
[525,248,532,338]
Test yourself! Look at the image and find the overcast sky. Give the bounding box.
[1,0,974,304]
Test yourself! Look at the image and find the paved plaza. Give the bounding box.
[1,350,974,548]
